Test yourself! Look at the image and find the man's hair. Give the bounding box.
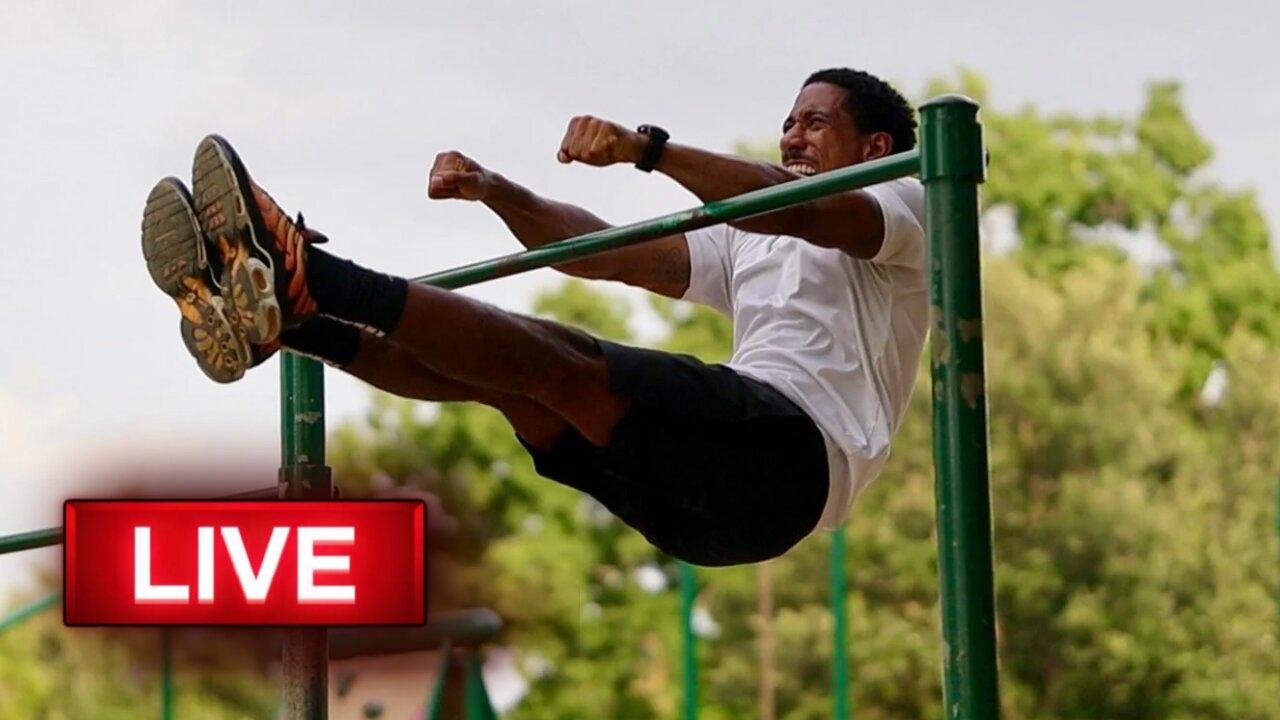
[803,68,917,153]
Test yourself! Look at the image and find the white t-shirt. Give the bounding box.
[681,177,928,532]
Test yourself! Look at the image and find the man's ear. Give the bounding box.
[863,132,893,161]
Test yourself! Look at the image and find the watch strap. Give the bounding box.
[635,125,669,172]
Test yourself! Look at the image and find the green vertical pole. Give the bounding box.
[920,94,1000,720]
[830,525,849,718]
[679,562,698,720]
[161,629,173,720]
[280,352,331,720]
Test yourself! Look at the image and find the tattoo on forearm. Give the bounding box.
[650,246,685,286]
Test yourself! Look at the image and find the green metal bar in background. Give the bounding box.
[223,485,284,500]
[0,591,60,632]
[0,527,62,556]
[424,640,454,720]
[161,629,173,720]
[463,647,498,720]
[414,150,920,290]
[329,609,502,659]
[280,352,331,720]
[920,95,1001,720]
[830,525,850,719]
[679,562,698,720]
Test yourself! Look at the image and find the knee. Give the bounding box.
[527,317,603,358]
[356,335,397,373]
[541,356,628,446]
[540,353,610,408]
[520,319,607,402]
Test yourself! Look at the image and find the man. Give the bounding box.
[140,68,926,567]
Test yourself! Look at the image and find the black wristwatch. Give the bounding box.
[635,124,669,172]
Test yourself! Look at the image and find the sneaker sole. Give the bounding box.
[141,178,248,384]
[192,135,283,346]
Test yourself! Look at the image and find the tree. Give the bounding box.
[930,69,1280,397]
[0,606,278,719]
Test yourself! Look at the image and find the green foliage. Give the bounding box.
[0,611,278,719]
[929,69,1278,398]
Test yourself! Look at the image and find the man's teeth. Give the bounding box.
[787,164,816,176]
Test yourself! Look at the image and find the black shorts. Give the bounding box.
[519,339,829,567]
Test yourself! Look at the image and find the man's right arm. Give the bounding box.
[428,151,691,299]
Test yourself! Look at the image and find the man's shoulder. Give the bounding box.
[707,224,784,253]
[864,177,926,226]
[869,176,924,202]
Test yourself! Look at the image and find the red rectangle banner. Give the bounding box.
[64,500,425,626]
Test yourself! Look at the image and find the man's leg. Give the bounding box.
[295,256,629,446]
[397,285,627,438]
[281,318,572,451]
[192,134,628,447]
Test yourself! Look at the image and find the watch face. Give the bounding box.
[636,125,668,171]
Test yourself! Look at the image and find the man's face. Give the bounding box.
[780,82,886,176]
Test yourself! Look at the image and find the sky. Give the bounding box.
[1,0,1277,595]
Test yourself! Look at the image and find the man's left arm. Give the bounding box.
[656,142,886,258]
[558,116,886,259]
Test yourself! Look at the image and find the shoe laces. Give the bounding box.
[294,212,329,245]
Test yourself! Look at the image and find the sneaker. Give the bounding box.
[191,134,319,347]
[141,178,249,383]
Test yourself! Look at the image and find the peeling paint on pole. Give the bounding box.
[931,308,952,366]
[961,373,985,408]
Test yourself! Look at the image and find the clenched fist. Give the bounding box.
[557,115,647,167]
[427,151,492,201]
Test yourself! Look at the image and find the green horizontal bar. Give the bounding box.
[0,485,280,557]
[222,485,281,500]
[414,150,920,290]
[0,527,63,556]
[0,591,61,632]
[329,609,502,659]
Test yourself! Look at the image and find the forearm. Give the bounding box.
[483,175,685,290]
[653,144,810,236]
[482,174,619,280]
